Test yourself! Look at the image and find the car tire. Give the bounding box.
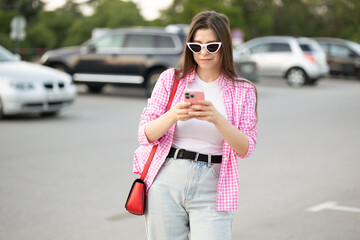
[356,69,360,80]
[307,78,319,85]
[86,83,105,93]
[146,70,163,97]
[286,68,308,87]
[0,98,4,119]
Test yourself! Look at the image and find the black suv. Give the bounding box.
[40,27,186,96]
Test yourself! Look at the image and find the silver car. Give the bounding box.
[0,45,77,118]
[234,36,329,86]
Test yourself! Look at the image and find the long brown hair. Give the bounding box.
[178,11,258,121]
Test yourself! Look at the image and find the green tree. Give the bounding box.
[305,0,360,41]
[271,0,319,36]
[35,10,80,48]
[160,0,245,26]
[62,17,98,46]
[90,0,146,28]
[27,22,57,48]
[233,0,274,39]
[0,10,17,48]
[159,0,272,40]
[63,0,147,46]
[0,0,44,23]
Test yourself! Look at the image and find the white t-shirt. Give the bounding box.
[172,74,227,155]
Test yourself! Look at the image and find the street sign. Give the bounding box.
[232,28,244,47]
[10,16,26,40]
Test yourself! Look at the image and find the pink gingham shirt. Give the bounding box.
[133,68,258,211]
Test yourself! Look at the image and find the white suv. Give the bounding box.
[234,36,329,86]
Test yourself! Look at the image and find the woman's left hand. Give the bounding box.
[188,100,222,124]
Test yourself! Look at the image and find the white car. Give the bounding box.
[234,36,329,86]
[0,45,77,118]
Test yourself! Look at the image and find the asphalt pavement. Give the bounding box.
[0,77,359,240]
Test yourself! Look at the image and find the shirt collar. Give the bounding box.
[218,73,231,92]
[186,70,196,83]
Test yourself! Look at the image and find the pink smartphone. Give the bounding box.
[184,89,205,105]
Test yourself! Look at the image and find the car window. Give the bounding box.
[269,43,291,52]
[319,43,327,53]
[124,34,155,48]
[93,33,125,50]
[299,44,313,52]
[329,44,353,58]
[249,43,271,54]
[0,46,18,62]
[156,35,175,48]
[347,42,360,55]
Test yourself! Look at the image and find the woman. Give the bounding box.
[133,11,258,240]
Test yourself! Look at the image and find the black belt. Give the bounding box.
[167,147,222,164]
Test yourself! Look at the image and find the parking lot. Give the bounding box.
[0,76,359,240]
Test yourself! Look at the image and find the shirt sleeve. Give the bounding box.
[137,69,174,146]
[238,85,258,159]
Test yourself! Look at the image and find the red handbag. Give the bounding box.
[125,72,179,215]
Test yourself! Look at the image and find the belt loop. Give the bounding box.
[194,152,199,162]
[174,148,180,159]
[208,154,211,167]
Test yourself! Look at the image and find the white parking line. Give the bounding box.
[307,201,360,213]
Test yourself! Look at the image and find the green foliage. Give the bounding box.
[36,10,79,48]
[91,0,146,28]
[1,0,359,58]
[0,33,13,49]
[159,0,360,42]
[62,0,147,46]
[63,17,98,46]
[159,0,246,27]
[26,23,57,48]
[0,0,44,23]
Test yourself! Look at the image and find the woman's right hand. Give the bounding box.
[170,102,193,122]
[145,102,193,143]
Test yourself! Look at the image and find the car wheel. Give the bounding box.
[0,98,4,119]
[286,68,307,87]
[86,83,105,93]
[356,69,360,80]
[146,70,163,97]
[307,78,319,85]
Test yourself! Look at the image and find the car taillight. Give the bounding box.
[304,53,315,63]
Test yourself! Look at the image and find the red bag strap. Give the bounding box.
[140,70,179,181]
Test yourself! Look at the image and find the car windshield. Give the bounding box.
[0,46,19,62]
[348,41,360,55]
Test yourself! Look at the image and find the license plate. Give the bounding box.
[47,93,64,101]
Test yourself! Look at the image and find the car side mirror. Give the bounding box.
[241,49,251,56]
[349,52,357,58]
[88,44,96,53]
[81,44,96,54]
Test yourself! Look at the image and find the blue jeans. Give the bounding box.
[145,157,233,240]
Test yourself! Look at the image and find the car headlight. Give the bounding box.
[9,81,35,90]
